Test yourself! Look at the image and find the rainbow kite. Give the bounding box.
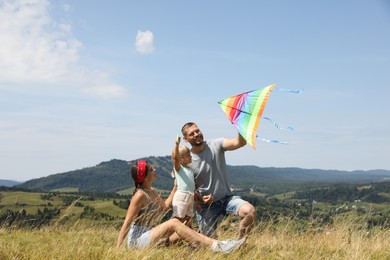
[218,84,275,149]
[218,84,300,149]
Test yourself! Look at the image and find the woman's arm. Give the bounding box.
[116,192,145,249]
[155,182,178,212]
[165,182,178,209]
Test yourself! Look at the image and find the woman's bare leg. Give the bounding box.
[168,217,193,244]
[150,218,215,247]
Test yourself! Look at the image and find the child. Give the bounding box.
[171,136,195,226]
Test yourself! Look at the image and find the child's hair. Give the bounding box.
[178,146,190,157]
[171,146,191,178]
[130,160,151,195]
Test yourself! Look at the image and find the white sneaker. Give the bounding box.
[211,238,246,253]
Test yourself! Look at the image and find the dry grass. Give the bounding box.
[0,217,388,260]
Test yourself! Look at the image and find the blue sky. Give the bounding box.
[1,0,389,181]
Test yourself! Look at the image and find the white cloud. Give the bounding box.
[135,30,155,54]
[0,0,80,82]
[0,0,126,98]
[61,3,71,12]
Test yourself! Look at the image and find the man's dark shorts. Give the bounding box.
[195,195,248,237]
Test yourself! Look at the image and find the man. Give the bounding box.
[181,122,256,239]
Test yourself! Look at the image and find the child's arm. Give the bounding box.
[172,136,181,172]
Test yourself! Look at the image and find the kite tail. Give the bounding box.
[272,88,304,94]
[261,117,295,131]
[255,135,289,145]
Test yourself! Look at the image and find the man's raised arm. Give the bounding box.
[223,133,247,151]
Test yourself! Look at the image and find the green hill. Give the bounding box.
[0,180,22,187]
[16,156,390,194]
[226,165,390,194]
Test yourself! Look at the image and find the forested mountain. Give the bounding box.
[226,165,390,194]
[0,180,22,187]
[292,181,390,203]
[17,157,173,193]
[16,156,390,194]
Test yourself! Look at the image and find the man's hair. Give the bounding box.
[181,122,196,136]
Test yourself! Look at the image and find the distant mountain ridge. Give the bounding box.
[0,180,22,187]
[16,156,390,194]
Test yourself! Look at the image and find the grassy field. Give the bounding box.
[0,217,389,260]
[0,191,127,218]
[1,190,389,259]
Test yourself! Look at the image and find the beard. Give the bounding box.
[192,135,204,147]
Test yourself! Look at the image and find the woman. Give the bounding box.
[116,160,245,253]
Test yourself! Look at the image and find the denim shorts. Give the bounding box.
[127,225,152,248]
[196,195,248,237]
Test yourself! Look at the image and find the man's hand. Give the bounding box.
[202,194,214,204]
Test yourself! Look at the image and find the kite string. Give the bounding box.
[255,135,289,145]
[271,88,304,94]
[262,117,295,131]
[258,117,293,145]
